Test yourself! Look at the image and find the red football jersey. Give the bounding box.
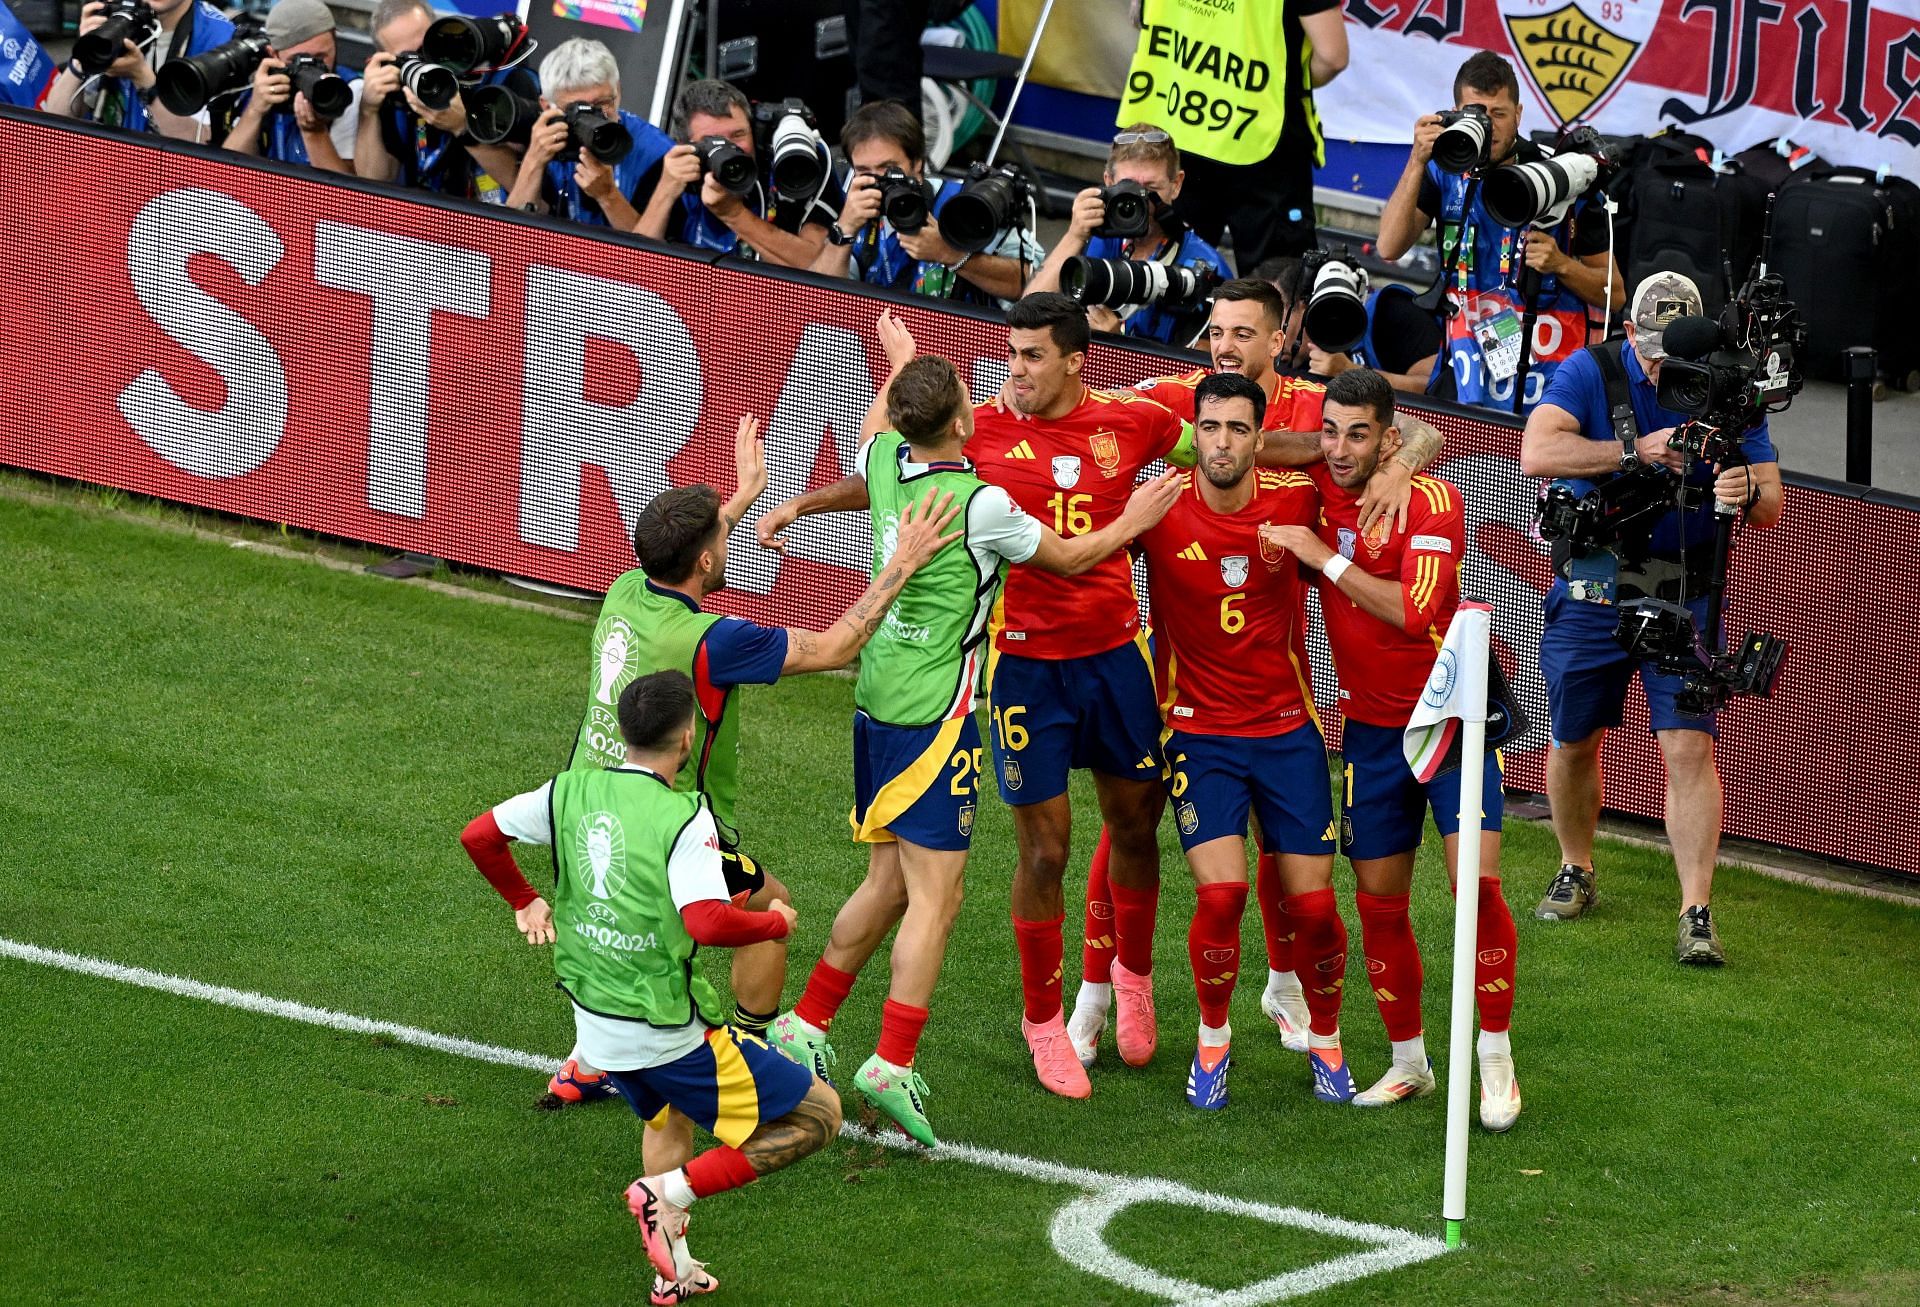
[1139,468,1321,737]
[1307,462,1466,727]
[1133,368,1327,434]
[965,386,1188,658]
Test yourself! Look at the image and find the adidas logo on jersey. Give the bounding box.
[1178,542,1208,561]
[1005,441,1035,459]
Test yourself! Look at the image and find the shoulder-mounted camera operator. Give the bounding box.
[635,79,841,270]
[45,0,234,142]
[354,0,534,205]
[1372,51,1624,416]
[1517,271,1783,966]
[503,38,672,230]
[216,0,360,173]
[1027,125,1233,345]
[808,99,1037,307]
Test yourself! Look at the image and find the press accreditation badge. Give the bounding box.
[1474,309,1525,382]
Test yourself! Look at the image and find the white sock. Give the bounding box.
[1074,981,1112,1012]
[1477,1028,1512,1058]
[1199,1020,1232,1047]
[1308,1027,1341,1052]
[791,1014,825,1037]
[878,1055,912,1078]
[567,1044,602,1077]
[660,1169,697,1209]
[1390,1036,1428,1071]
[1266,968,1303,998]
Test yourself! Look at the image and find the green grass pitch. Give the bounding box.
[2,486,1918,1305]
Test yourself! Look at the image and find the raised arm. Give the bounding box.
[722,415,769,531]
[1024,471,1182,576]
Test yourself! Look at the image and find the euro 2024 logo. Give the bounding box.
[576,812,627,900]
[1500,0,1659,126]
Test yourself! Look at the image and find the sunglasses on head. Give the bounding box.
[1113,129,1172,146]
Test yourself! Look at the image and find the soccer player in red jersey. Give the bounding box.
[761,295,1198,1099]
[1131,370,1357,1108]
[1259,367,1521,1131]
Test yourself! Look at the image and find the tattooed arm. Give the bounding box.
[778,488,963,674]
[1355,413,1446,534]
[741,1079,843,1176]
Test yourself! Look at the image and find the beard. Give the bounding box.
[1202,458,1248,490]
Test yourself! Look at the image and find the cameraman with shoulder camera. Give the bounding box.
[354,0,529,203]
[1372,51,1623,416]
[808,99,1036,304]
[1028,125,1232,344]
[1519,272,1782,965]
[44,0,234,141]
[220,0,359,173]
[634,79,838,270]
[505,38,672,229]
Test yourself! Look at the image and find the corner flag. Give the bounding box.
[1404,601,1527,784]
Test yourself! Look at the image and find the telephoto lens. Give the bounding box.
[463,83,541,146]
[765,112,825,202]
[394,53,458,111]
[874,168,930,234]
[1432,104,1491,174]
[73,0,158,77]
[1481,150,1600,228]
[422,13,522,75]
[1301,255,1371,354]
[283,53,352,119]
[1061,257,1218,311]
[1094,180,1153,239]
[941,164,1023,253]
[155,33,268,115]
[692,136,757,196]
[565,101,632,164]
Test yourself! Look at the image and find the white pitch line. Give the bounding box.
[4,937,1449,1303]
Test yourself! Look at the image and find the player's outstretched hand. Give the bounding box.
[734,414,768,503]
[757,498,799,552]
[877,310,918,374]
[516,896,556,946]
[1259,523,1333,570]
[1356,452,1415,535]
[892,488,964,569]
[1121,470,1182,534]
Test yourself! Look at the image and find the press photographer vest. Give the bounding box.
[1121,0,1318,166]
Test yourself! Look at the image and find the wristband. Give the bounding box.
[1322,555,1352,585]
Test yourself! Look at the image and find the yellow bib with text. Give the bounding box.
[1119,0,1294,165]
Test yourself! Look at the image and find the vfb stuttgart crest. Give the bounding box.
[1051,455,1081,488]
[1501,0,1658,125]
[1219,555,1249,588]
[1089,430,1121,477]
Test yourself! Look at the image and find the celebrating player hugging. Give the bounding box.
[459,296,1530,1297]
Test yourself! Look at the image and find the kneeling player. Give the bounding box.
[460,671,843,1298]
[1137,372,1355,1108]
[770,354,1180,1144]
[1261,368,1521,1131]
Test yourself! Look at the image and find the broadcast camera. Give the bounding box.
[1298,247,1370,355]
[73,0,157,77]
[941,162,1032,255]
[1060,257,1218,313]
[753,98,827,203]
[1093,180,1154,240]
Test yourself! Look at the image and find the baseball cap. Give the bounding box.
[1629,271,1703,360]
[266,0,336,50]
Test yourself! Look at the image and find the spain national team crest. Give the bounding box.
[1051,455,1082,489]
[1363,515,1393,555]
[1219,555,1249,588]
[1002,759,1023,791]
[1500,0,1658,126]
[1177,800,1199,836]
[958,804,976,838]
[1258,523,1283,565]
[1089,429,1121,477]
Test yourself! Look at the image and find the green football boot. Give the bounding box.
[767,1012,838,1084]
[855,1054,937,1147]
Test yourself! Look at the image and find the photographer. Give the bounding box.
[1518,273,1782,965]
[354,0,529,203]
[505,39,672,230]
[1027,125,1231,344]
[635,79,838,270]
[43,0,234,142]
[808,99,1036,305]
[1372,51,1623,415]
[220,0,359,173]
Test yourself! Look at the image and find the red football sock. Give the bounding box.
[1011,913,1065,1024]
[1472,877,1518,1033]
[1108,877,1160,976]
[1284,888,1348,1036]
[1188,882,1249,1030]
[684,1145,758,1199]
[1254,852,1296,973]
[1082,827,1116,986]
[1355,891,1425,1042]
[875,998,930,1067]
[792,959,857,1032]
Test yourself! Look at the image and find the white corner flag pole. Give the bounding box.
[1441,604,1492,1249]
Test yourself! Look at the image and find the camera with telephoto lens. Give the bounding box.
[393,53,458,112]
[1060,257,1219,312]
[564,101,632,164]
[941,162,1031,254]
[73,0,157,76]
[1298,246,1371,355]
[692,135,756,196]
[1094,180,1154,239]
[156,31,267,115]
[463,83,540,146]
[1432,103,1491,174]
[753,98,826,203]
[1482,127,1613,229]
[871,167,930,234]
[422,13,526,75]
[281,53,352,119]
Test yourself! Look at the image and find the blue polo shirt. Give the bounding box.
[667,143,842,255]
[1540,339,1775,563]
[544,110,674,227]
[1085,228,1233,345]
